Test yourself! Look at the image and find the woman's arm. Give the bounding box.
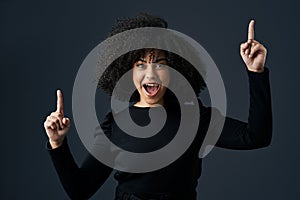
[215,68,272,149]
[44,90,113,199]
[48,138,112,200]
[215,20,272,149]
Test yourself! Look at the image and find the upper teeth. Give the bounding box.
[145,83,158,87]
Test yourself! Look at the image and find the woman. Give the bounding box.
[44,13,272,200]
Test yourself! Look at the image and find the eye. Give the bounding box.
[135,63,145,68]
[154,63,167,69]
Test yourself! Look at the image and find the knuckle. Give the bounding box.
[51,112,62,117]
[49,116,55,121]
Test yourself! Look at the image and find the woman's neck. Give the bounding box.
[134,100,164,108]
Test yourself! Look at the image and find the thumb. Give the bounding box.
[62,117,71,127]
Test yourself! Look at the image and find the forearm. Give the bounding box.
[47,138,112,199]
[246,67,272,147]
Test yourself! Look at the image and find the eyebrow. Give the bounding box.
[155,58,168,62]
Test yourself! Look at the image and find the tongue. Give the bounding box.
[146,86,158,95]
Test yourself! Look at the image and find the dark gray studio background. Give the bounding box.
[1,0,299,199]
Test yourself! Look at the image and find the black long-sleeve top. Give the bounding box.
[48,68,272,200]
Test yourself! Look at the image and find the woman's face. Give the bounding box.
[133,49,170,107]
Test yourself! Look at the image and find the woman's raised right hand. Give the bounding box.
[44,90,71,149]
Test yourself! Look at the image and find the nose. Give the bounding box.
[145,64,157,80]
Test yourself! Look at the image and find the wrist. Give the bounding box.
[247,67,264,73]
[49,138,64,149]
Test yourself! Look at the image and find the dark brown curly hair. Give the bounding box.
[97,13,206,103]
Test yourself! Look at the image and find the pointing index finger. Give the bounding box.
[56,89,64,115]
[248,19,255,42]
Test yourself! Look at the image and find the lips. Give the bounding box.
[142,83,160,97]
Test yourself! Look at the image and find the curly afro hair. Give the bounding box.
[98,12,206,103]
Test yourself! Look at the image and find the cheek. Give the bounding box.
[132,70,142,87]
[160,71,170,86]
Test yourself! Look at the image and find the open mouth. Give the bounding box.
[142,83,160,97]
